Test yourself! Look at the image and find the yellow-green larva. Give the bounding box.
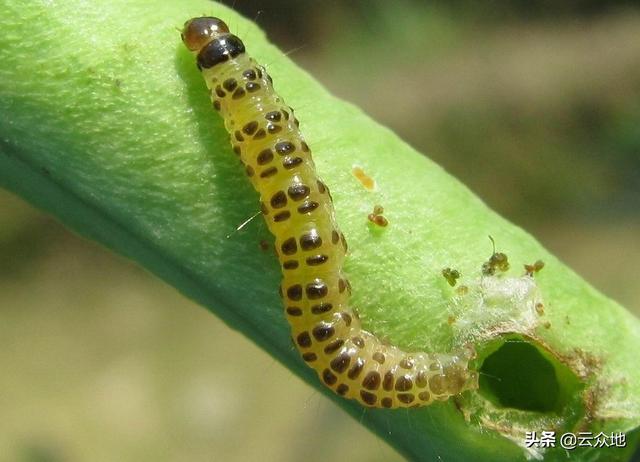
[181,16,477,408]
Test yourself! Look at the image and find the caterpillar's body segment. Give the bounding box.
[181,17,477,408]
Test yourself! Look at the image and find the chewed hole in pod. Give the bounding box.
[477,335,584,413]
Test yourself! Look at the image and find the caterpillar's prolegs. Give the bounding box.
[181,16,478,408]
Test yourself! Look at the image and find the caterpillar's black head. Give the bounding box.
[196,34,245,69]
[181,16,230,52]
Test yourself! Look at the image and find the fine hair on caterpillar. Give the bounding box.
[181,16,478,408]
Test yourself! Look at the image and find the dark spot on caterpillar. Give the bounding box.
[347,357,365,380]
[331,230,340,244]
[265,111,281,122]
[306,280,328,299]
[232,145,241,155]
[283,260,299,270]
[300,232,322,250]
[222,78,238,91]
[242,69,257,80]
[260,202,268,215]
[419,391,431,401]
[267,123,282,134]
[287,184,309,201]
[373,352,385,364]
[275,141,295,155]
[352,337,365,348]
[360,390,377,406]
[330,353,351,373]
[293,118,300,127]
[341,312,352,326]
[362,371,381,390]
[297,201,319,214]
[283,157,303,169]
[257,149,274,165]
[324,339,344,354]
[245,165,254,177]
[317,180,327,194]
[273,211,291,222]
[234,130,244,142]
[302,352,317,362]
[383,371,394,391]
[312,323,334,341]
[256,67,263,79]
[286,306,302,316]
[287,284,302,301]
[282,109,289,120]
[296,331,311,348]
[336,384,349,396]
[270,191,287,208]
[281,237,297,255]
[215,86,226,98]
[246,82,261,92]
[416,371,428,387]
[381,397,393,408]
[311,302,333,314]
[338,279,347,293]
[253,128,266,139]
[232,87,246,99]
[260,166,278,178]
[397,393,415,404]
[395,375,413,391]
[301,141,310,152]
[213,100,221,111]
[322,368,337,386]
[242,121,258,135]
[340,233,348,252]
[306,254,328,266]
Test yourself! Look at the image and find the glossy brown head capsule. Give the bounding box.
[181,16,230,52]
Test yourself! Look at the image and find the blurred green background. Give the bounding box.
[1,1,639,461]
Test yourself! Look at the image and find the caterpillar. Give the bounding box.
[181,16,477,408]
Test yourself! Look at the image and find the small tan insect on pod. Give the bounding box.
[181,16,477,408]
